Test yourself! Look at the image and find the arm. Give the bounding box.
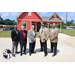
[46,29,49,40]
[28,30,34,40]
[51,29,59,41]
[38,29,41,37]
[18,31,20,41]
[11,30,14,41]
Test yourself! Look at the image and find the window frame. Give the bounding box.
[22,22,27,29]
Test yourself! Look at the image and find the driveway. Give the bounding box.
[0,33,75,62]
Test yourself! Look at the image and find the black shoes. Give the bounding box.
[15,52,19,53]
[32,52,36,54]
[39,50,43,52]
[12,54,15,57]
[44,53,47,57]
[29,54,31,56]
[52,54,56,57]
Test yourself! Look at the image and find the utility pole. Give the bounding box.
[66,12,68,28]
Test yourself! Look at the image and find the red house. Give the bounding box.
[16,12,64,32]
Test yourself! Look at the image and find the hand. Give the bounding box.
[13,41,15,44]
[49,38,51,41]
[39,35,41,38]
[33,38,36,41]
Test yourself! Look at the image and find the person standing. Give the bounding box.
[28,25,36,56]
[11,25,19,57]
[19,26,27,56]
[49,23,59,56]
[39,23,49,57]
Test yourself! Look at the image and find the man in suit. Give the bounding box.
[28,25,36,56]
[49,23,59,56]
[19,26,27,56]
[39,23,49,57]
[11,25,19,57]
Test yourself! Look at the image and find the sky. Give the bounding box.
[0,12,75,23]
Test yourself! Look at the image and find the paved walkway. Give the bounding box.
[0,33,75,62]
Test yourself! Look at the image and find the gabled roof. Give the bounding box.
[49,12,63,20]
[42,12,64,22]
[16,12,44,20]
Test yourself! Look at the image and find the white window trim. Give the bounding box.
[22,22,27,29]
[28,12,31,16]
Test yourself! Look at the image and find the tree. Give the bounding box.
[12,20,17,25]
[70,20,74,24]
[4,19,17,25]
[0,15,4,24]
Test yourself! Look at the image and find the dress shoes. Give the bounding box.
[39,50,43,52]
[20,53,23,56]
[44,53,47,57]
[52,54,56,57]
[12,54,15,57]
[15,52,19,53]
[32,52,36,54]
[29,54,31,56]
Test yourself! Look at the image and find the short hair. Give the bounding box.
[31,25,34,27]
[42,23,45,25]
[53,23,56,25]
[21,26,24,29]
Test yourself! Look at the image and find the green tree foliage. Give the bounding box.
[0,16,17,25]
[0,15,4,24]
[4,19,17,25]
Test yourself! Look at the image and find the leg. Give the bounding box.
[44,41,47,56]
[52,43,57,56]
[15,41,18,53]
[40,40,43,51]
[51,42,53,52]
[20,44,23,56]
[32,42,35,53]
[54,43,57,55]
[29,43,32,56]
[24,42,27,55]
[12,43,16,56]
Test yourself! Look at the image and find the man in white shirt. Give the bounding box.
[28,25,36,56]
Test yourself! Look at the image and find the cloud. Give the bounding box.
[68,12,75,17]
[64,12,75,17]
[61,16,65,20]
[68,18,71,21]
[40,12,48,14]
[0,12,9,18]
[11,12,19,15]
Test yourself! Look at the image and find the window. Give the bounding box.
[54,14,56,17]
[28,12,31,16]
[22,22,27,29]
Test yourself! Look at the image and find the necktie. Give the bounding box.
[41,28,43,34]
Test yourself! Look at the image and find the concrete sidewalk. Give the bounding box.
[0,33,75,62]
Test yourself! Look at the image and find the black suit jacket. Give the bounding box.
[19,30,27,44]
[11,29,19,42]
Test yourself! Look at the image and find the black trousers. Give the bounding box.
[51,42,57,55]
[20,42,27,55]
[40,40,47,55]
[29,42,35,54]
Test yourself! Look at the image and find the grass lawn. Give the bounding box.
[0,29,75,37]
[0,30,11,37]
[0,30,39,37]
[61,29,75,36]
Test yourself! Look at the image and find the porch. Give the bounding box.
[31,22,62,32]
